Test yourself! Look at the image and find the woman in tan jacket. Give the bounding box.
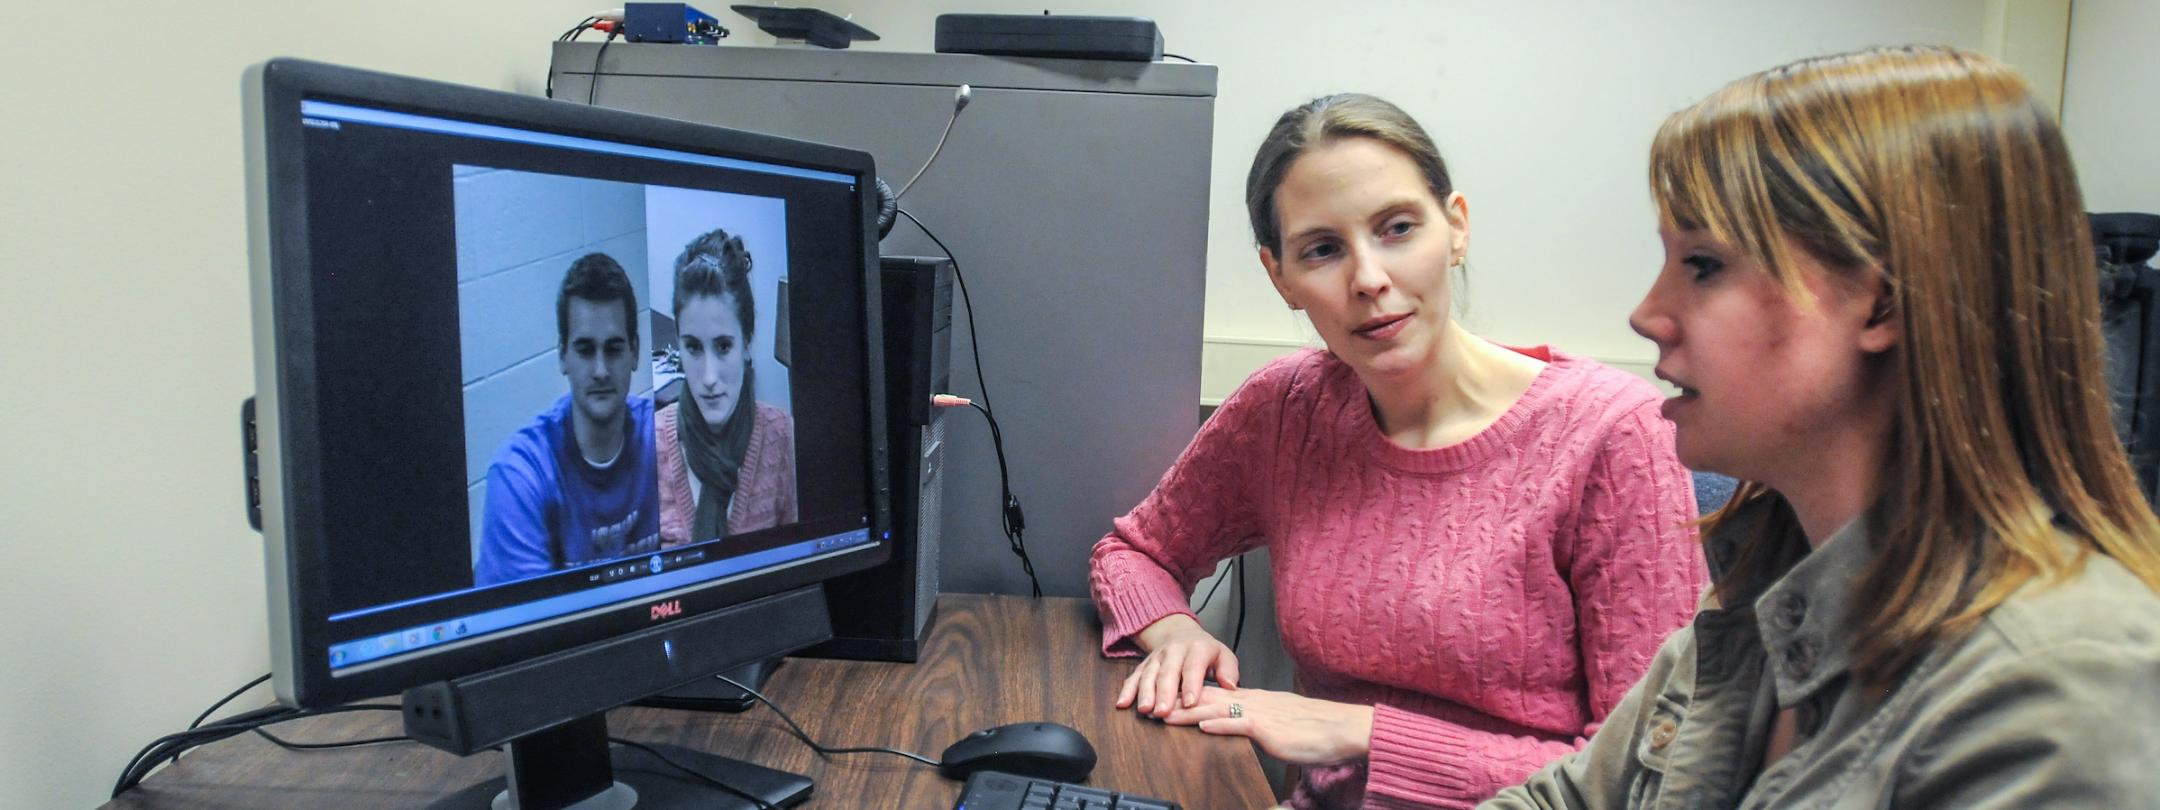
[1484,44,2160,808]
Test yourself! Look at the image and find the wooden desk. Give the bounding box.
[103,594,1276,809]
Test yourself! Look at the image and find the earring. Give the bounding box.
[1450,255,1465,268]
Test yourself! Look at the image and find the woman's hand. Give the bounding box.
[1166,685,1374,766]
[1116,614,1240,719]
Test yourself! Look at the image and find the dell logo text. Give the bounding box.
[649,600,683,621]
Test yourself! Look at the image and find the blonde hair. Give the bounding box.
[1654,45,2160,686]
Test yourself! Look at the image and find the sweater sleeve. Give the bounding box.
[475,439,558,587]
[1363,399,1707,808]
[1088,355,1297,657]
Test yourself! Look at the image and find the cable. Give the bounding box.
[550,16,600,99]
[895,85,972,201]
[898,208,994,413]
[714,675,942,767]
[966,400,1043,597]
[253,727,413,752]
[587,29,620,106]
[113,704,402,798]
[160,705,287,769]
[1161,53,1198,63]
[1192,557,1226,613]
[559,16,599,41]
[551,14,625,99]
[1232,554,1248,653]
[897,208,1043,598]
[608,737,777,810]
[120,704,403,792]
[187,672,271,731]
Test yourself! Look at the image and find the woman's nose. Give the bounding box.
[1347,245,1390,297]
[1629,284,1674,346]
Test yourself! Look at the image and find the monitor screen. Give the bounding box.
[246,60,891,708]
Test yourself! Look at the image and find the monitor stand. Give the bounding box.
[403,586,835,809]
[426,713,811,810]
[634,658,781,713]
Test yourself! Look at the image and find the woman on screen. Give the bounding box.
[1484,45,2160,808]
[1088,93,1707,809]
[657,228,798,546]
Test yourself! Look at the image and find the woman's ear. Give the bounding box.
[1857,267,1899,354]
[1444,191,1471,256]
[1260,246,1299,310]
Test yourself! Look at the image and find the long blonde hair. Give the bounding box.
[1652,45,2160,686]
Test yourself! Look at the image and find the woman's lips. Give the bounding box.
[1659,387,1700,418]
[1353,313,1411,340]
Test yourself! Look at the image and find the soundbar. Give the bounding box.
[934,14,1165,62]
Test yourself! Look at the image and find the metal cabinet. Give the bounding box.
[552,44,1215,596]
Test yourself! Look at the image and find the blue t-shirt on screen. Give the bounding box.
[474,393,661,586]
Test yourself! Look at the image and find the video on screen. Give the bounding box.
[454,167,798,588]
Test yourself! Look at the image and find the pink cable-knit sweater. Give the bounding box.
[1090,347,1705,809]
[655,401,799,545]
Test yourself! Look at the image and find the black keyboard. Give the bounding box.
[952,770,1182,810]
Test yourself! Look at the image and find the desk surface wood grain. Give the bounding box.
[102,594,1276,809]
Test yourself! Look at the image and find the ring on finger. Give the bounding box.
[1228,703,1245,719]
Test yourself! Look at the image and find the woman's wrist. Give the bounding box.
[1341,703,1376,759]
[1133,612,1203,653]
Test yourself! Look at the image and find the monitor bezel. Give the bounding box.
[244,57,893,709]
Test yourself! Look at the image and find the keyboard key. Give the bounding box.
[1062,785,1114,803]
[954,770,1180,810]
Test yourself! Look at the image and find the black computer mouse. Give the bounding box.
[938,721,1097,783]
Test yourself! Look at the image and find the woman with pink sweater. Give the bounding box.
[1088,94,1706,809]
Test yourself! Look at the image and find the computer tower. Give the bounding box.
[801,255,954,660]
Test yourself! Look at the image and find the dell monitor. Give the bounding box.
[242,58,892,808]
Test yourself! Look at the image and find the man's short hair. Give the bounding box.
[556,253,639,349]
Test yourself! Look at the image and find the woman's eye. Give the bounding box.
[1684,254,1725,281]
[1300,242,1340,262]
[1382,219,1415,237]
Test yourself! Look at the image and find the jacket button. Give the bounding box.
[1782,639,1814,679]
[1649,719,1678,750]
[1778,592,1807,629]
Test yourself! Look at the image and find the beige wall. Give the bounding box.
[0,4,698,806]
[817,0,2014,401]
[0,2,2095,806]
[2063,0,2160,216]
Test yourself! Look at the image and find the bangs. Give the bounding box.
[1648,81,1809,294]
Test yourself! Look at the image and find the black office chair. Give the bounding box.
[1692,470,1739,516]
[2093,212,2160,506]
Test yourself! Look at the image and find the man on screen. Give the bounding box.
[474,253,662,586]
